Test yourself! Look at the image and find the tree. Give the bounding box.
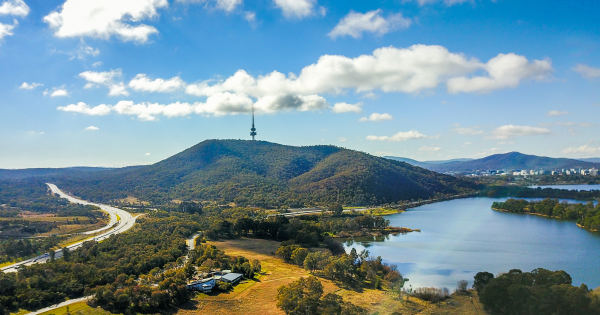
[473,271,494,293]
[328,204,344,216]
[49,249,55,261]
[277,277,323,315]
[456,280,469,294]
[291,248,309,266]
[61,247,70,261]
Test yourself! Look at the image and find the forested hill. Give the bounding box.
[390,152,600,174]
[10,140,478,208]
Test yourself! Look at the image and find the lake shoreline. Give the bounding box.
[492,207,598,233]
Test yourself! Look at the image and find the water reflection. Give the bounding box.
[343,196,600,289]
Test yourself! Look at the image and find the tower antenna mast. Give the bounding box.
[250,105,257,140]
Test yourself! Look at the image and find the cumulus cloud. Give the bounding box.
[44,87,69,97]
[58,102,112,115]
[85,126,99,130]
[572,64,600,79]
[547,110,569,117]
[487,125,550,140]
[562,145,600,155]
[19,82,43,89]
[447,53,552,93]
[408,0,471,6]
[366,130,427,141]
[328,10,411,39]
[359,113,393,122]
[176,0,243,12]
[79,69,129,96]
[451,123,484,135]
[332,102,362,113]
[0,0,29,17]
[0,19,16,40]
[128,74,185,93]
[273,0,316,19]
[419,146,441,152]
[92,61,103,67]
[74,40,100,59]
[43,0,168,43]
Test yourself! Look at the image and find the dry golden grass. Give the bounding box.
[174,238,489,315]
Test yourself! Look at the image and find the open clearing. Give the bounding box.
[175,238,488,315]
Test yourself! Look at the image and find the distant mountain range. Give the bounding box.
[0,140,478,207]
[385,152,600,174]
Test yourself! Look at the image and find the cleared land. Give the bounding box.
[175,238,488,315]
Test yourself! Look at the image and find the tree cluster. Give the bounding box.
[492,198,600,230]
[189,243,261,279]
[0,236,61,264]
[482,186,600,201]
[475,268,600,315]
[277,276,366,315]
[0,213,201,314]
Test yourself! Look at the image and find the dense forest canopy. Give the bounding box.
[1,140,479,208]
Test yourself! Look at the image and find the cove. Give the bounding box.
[343,196,600,290]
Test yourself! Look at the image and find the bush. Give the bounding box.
[456,280,469,294]
[411,287,449,303]
[217,281,232,291]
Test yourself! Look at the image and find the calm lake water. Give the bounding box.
[343,196,600,290]
[529,184,600,191]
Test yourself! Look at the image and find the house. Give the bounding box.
[221,272,244,284]
[187,277,216,293]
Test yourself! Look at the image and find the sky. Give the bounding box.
[1,0,599,168]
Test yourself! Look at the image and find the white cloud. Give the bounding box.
[92,61,103,67]
[19,82,43,89]
[43,0,168,43]
[74,40,100,59]
[451,123,484,135]
[375,151,392,156]
[447,53,552,93]
[85,126,99,130]
[359,113,393,122]
[176,0,243,12]
[44,87,69,97]
[128,74,185,93]
[572,64,600,79]
[546,110,569,117]
[328,10,411,39]
[244,11,256,23]
[0,0,29,17]
[185,45,546,104]
[409,0,471,6]
[0,20,16,40]
[58,102,112,115]
[487,125,551,140]
[332,102,362,113]
[79,69,129,96]
[419,146,441,152]
[27,131,44,135]
[367,130,427,142]
[562,145,600,155]
[338,137,346,142]
[145,152,151,155]
[273,0,315,19]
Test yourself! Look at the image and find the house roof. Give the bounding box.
[222,273,243,282]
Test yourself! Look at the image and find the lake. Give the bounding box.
[529,184,600,191]
[343,196,600,290]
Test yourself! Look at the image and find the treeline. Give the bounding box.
[0,213,201,314]
[0,237,61,264]
[277,277,366,315]
[474,268,600,315]
[277,244,404,290]
[189,242,262,281]
[204,213,390,247]
[492,198,600,231]
[482,186,600,200]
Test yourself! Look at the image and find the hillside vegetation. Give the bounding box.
[16,140,477,207]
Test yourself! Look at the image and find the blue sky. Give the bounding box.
[1,0,599,168]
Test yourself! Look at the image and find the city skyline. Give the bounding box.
[1,0,599,168]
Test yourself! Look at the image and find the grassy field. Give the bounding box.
[174,238,489,315]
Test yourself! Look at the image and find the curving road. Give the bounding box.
[0,183,138,273]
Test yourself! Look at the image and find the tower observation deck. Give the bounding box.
[250,105,257,140]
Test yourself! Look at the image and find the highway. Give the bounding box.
[0,183,138,273]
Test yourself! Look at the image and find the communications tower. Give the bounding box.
[250,105,257,140]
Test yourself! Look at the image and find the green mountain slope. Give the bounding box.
[8,140,479,207]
